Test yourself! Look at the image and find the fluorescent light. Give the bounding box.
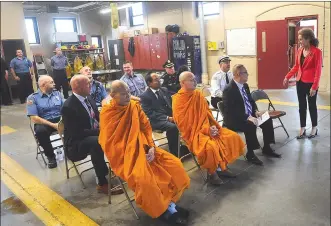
[99,3,134,14]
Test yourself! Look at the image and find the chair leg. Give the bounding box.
[177,134,181,158]
[73,162,86,189]
[37,145,47,166]
[216,111,219,121]
[191,154,207,182]
[64,156,70,179]
[108,168,112,204]
[278,118,289,138]
[117,177,139,220]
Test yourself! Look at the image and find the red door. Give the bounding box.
[137,35,152,70]
[257,20,288,89]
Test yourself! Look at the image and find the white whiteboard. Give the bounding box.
[54,32,78,42]
[226,28,256,56]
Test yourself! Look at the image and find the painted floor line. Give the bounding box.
[257,100,330,110]
[1,126,17,135]
[0,152,98,226]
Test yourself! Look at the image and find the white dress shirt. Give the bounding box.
[150,87,160,99]
[210,70,233,97]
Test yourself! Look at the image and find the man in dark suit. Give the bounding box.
[141,72,188,157]
[61,75,123,195]
[222,64,281,166]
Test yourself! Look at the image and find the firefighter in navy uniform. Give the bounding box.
[161,60,180,95]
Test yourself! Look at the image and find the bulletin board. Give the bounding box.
[226,28,256,56]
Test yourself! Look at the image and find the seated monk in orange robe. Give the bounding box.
[172,72,245,185]
[99,80,190,224]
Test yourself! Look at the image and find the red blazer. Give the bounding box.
[285,45,322,90]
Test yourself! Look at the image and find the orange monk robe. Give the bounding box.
[99,100,190,218]
[173,89,245,174]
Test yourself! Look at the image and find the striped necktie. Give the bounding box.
[241,86,252,116]
[84,99,99,129]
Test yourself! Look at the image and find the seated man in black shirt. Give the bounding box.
[161,60,180,95]
[141,72,188,156]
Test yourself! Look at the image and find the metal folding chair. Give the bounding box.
[201,87,221,122]
[250,89,289,138]
[57,119,94,188]
[152,130,168,148]
[29,117,62,166]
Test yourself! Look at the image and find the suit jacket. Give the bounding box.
[285,45,322,90]
[222,80,257,131]
[140,87,172,129]
[61,94,99,161]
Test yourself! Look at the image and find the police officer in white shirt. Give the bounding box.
[210,56,233,109]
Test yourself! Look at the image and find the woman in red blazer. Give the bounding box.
[283,28,322,139]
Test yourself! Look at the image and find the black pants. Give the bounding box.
[77,136,109,185]
[17,72,34,103]
[296,80,318,127]
[53,69,69,98]
[152,121,179,156]
[34,118,61,159]
[211,96,222,109]
[1,77,12,105]
[241,118,275,156]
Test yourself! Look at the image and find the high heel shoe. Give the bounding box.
[296,129,306,139]
[308,129,318,139]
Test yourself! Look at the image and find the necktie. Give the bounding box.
[155,90,160,99]
[241,87,252,116]
[225,73,229,84]
[84,99,99,129]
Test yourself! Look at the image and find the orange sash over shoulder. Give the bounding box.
[173,89,245,173]
[99,100,190,218]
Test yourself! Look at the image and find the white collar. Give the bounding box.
[73,92,87,103]
[150,87,160,94]
[234,79,244,90]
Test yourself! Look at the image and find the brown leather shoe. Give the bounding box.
[96,184,124,195]
[208,172,223,185]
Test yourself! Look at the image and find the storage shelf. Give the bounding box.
[53,48,104,52]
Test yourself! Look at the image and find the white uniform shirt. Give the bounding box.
[210,70,233,97]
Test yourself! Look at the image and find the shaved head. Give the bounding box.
[38,75,55,93]
[70,75,90,96]
[110,80,131,106]
[179,71,197,91]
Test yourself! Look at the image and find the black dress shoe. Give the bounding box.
[175,205,190,218]
[262,147,281,158]
[216,169,236,178]
[308,129,318,139]
[47,157,57,169]
[159,211,188,225]
[245,154,263,166]
[296,129,306,139]
[208,173,224,185]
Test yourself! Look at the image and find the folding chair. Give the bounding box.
[57,118,94,188]
[29,117,62,166]
[250,89,289,138]
[152,130,168,148]
[201,87,221,122]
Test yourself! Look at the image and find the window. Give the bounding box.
[129,2,144,27]
[91,35,102,48]
[25,17,40,44]
[53,18,77,32]
[195,2,220,18]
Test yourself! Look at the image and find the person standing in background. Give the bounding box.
[1,57,13,105]
[161,60,180,95]
[10,49,34,104]
[210,56,233,109]
[283,28,322,139]
[51,48,69,99]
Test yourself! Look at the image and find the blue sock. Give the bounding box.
[167,201,178,214]
[216,167,222,172]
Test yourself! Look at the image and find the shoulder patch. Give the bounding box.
[27,99,34,105]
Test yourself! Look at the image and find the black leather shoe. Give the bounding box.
[159,211,188,225]
[216,169,236,178]
[308,129,318,139]
[175,205,190,218]
[245,154,263,166]
[262,147,281,158]
[296,129,306,139]
[47,157,57,169]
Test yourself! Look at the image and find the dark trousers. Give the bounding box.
[296,80,318,127]
[17,72,34,103]
[1,77,12,105]
[152,121,179,156]
[53,69,69,98]
[77,136,109,185]
[211,96,222,109]
[241,118,275,156]
[34,124,57,159]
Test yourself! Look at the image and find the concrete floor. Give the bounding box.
[1,87,330,226]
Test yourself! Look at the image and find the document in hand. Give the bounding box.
[257,111,270,126]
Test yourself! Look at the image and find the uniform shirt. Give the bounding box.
[120,73,147,97]
[26,89,64,120]
[90,80,107,107]
[161,72,180,95]
[210,70,233,97]
[10,57,32,74]
[51,54,68,70]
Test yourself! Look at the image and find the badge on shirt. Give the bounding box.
[27,99,34,105]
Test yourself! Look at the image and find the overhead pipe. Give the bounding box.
[198,2,209,85]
